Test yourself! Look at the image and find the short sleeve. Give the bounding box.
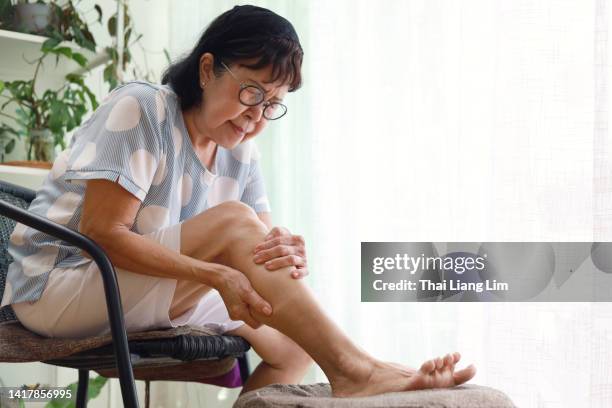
[240,143,271,213]
[64,83,165,201]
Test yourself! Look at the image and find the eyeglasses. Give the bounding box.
[220,61,288,120]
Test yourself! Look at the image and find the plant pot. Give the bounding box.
[12,3,57,35]
[28,129,56,162]
[1,160,52,170]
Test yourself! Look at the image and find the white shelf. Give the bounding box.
[0,28,110,82]
[0,28,48,44]
[0,164,48,190]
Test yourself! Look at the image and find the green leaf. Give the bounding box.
[53,47,74,60]
[124,27,132,44]
[5,138,15,154]
[41,37,62,52]
[0,125,20,138]
[123,49,132,64]
[47,100,63,132]
[163,48,172,65]
[84,87,98,110]
[71,52,88,67]
[45,376,107,408]
[0,79,4,94]
[94,5,103,24]
[107,15,117,37]
[72,25,93,51]
[0,0,12,17]
[87,376,108,399]
[40,38,62,52]
[103,64,114,83]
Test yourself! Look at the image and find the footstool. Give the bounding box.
[234,383,516,408]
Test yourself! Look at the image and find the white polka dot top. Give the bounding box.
[1,81,271,307]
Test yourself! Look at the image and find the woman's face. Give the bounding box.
[192,53,290,149]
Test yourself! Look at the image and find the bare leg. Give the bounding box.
[179,201,476,397]
[170,284,312,392]
[227,325,313,394]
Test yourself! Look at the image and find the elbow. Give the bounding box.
[78,220,127,260]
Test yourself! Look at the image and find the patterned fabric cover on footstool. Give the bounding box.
[234,383,516,408]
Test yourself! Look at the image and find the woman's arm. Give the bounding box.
[79,178,224,287]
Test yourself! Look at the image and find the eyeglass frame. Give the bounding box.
[220,61,288,120]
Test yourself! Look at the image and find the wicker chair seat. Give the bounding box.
[0,321,246,359]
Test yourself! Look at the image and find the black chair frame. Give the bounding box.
[0,180,250,408]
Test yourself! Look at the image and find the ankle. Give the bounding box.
[327,350,377,384]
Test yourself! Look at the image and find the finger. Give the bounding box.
[245,289,273,316]
[265,226,282,240]
[264,226,290,240]
[253,244,295,263]
[291,235,305,247]
[265,255,305,270]
[242,310,262,329]
[253,236,297,253]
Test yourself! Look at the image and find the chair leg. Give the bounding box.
[238,354,251,383]
[145,380,150,408]
[76,369,89,408]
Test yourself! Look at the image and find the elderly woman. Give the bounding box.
[2,5,475,397]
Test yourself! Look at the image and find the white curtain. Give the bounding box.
[135,1,611,406]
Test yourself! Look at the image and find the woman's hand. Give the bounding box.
[252,226,309,279]
[214,265,272,329]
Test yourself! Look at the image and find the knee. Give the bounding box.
[214,201,266,235]
[212,201,259,224]
[204,201,266,259]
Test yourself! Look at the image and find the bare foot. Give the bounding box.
[331,352,476,398]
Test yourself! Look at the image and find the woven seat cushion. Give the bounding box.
[0,321,217,362]
[234,383,516,408]
[0,188,31,325]
[0,322,243,384]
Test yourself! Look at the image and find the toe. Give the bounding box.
[452,352,461,364]
[453,364,476,385]
[420,359,436,374]
[435,357,443,370]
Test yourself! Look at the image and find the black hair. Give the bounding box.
[162,5,303,111]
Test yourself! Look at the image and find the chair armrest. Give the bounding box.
[0,180,36,203]
[0,198,139,408]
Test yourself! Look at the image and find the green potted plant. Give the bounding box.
[0,0,161,166]
[0,40,98,163]
[0,0,101,165]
